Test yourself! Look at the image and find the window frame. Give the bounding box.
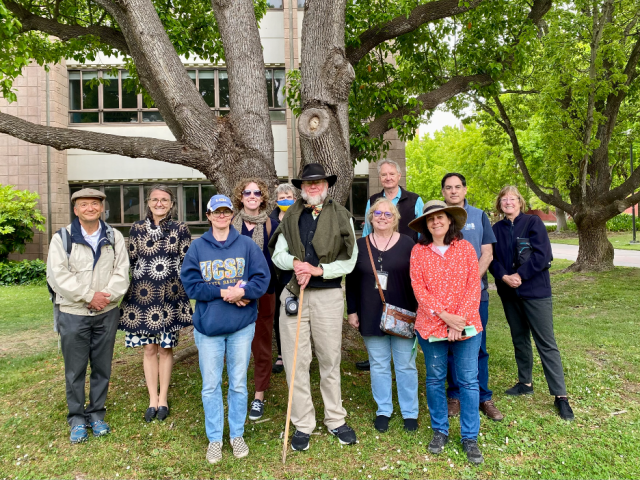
[68,68,287,125]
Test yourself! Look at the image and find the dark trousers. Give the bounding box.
[273,283,285,357]
[447,300,492,402]
[501,297,567,396]
[57,308,120,427]
[252,292,276,392]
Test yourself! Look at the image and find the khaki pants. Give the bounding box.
[279,287,347,434]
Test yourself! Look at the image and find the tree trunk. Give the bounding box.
[298,0,354,205]
[556,207,568,231]
[570,217,614,271]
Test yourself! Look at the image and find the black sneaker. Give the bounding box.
[403,418,418,432]
[329,424,357,445]
[291,430,310,451]
[428,431,449,454]
[505,382,534,396]
[355,360,370,371]
[462,439,484,465]
[554,397,575,421]
[249,399,264,421]
[374,415,390,432]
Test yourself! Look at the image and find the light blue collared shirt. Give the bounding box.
[362,187,424,236]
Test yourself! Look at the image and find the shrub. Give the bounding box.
[0,259,47,285]
[0,185,46,261]
[607,214,635,232]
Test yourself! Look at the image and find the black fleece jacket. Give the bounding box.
[489,213,553,300]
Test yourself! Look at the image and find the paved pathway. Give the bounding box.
[551,243,640,268]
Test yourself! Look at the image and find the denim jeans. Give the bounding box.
[418,331,481,441]
[194,322,255,443]
[447,300,492,402]
[363,335,418,420]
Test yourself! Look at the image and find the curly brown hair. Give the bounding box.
[232,178,270,213]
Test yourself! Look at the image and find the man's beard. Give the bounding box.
[301,189,328,206]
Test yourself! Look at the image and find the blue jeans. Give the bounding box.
[363,335,419,419]
[447,301,492,402]
[418,331,481,441]
[194,323,255,443]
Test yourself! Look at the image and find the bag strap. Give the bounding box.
[365,236,386,305]
[57,227,72,258]
[518,215,535,239]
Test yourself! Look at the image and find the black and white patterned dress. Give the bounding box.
[119,216,193,347]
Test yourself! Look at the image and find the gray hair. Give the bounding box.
[377,159,402,175]
[275,183,297,198]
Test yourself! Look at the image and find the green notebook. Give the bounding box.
[428,325,478,342]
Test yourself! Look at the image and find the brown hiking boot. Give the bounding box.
[480,400,504,422]
[447,398,460,417]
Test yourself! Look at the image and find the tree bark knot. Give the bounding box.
[298,107,331,140]
[321,49,356,102]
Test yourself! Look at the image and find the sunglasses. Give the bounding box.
[373,210,393,219]
[242,190,262,198]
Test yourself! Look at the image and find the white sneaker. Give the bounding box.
[206,441,222,464]
[231,436,249,458]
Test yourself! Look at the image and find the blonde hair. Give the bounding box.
[495,185,527,214]
[232,178,270,212]
[367,197,400,232]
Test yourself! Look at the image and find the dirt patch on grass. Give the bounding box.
[0,324,57,358]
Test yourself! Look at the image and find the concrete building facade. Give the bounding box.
[0,4,406,260]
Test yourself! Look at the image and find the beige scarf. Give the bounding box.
[232,209,269,250]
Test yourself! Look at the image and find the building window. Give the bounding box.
[70,183,218,236]
[267,0,283,8]
[68,68,286,125]
[344,178,369,231]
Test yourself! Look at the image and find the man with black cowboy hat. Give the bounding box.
[46,188,129,444]
[269,163,359,452]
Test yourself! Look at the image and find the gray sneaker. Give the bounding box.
[231,436,249,458]
[428,431,449,454]
[206,441,222,464]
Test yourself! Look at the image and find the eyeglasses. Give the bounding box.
[209,209,233,218]
[301,180,326,186]
[150,198,171,205]
[242,190,262,198]
[373,210,394,219]
[500,197,518,204]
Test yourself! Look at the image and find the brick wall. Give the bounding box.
[0,62,69,260]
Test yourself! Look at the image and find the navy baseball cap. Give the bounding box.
[206,194,233,212]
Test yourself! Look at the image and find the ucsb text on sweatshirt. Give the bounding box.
[180,226,270,336]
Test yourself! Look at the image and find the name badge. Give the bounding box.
[375,271,389,291]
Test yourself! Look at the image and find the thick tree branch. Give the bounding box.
[482,95,574,214]
[346,0,485,66]
[366,73,492,140]
[0,112,207,169]
[4,0,130,54]
[602,157,640,205]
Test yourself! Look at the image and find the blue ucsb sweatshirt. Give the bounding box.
[180,226,270,337]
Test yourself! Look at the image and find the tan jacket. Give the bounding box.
[46,223,130,316]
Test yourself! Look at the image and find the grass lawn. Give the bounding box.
[550,232,640,251]
[1,260,639,479]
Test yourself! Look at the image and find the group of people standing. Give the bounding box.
[46,159,574,467]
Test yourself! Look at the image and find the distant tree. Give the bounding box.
[470,0,640,271]
[0,185,46,261]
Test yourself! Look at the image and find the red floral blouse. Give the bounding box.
[410,239,482,340]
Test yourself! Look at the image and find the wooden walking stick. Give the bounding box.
[282,287,305,464]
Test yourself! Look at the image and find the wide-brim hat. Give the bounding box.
[292,163,337,189]
[408,200,467,234]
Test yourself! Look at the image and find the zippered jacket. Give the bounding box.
[46,218,130,315]
[489,213,552,300]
